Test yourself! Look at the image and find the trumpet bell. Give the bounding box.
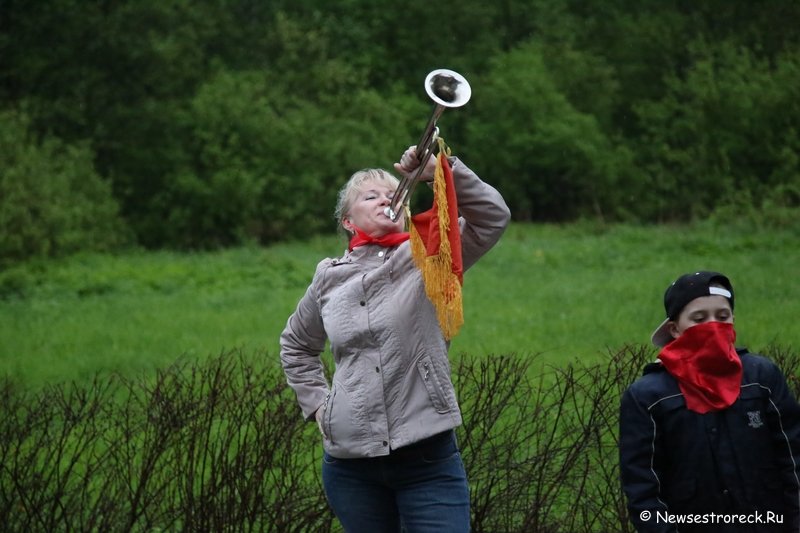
[425,69,471,108]
[384,69,471,222]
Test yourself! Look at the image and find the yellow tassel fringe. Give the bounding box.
[409,139,464,340]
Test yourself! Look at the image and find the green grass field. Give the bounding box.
[2,222,799,388]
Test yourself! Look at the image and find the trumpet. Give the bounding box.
[384,69,472,222]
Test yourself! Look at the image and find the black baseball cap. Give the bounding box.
[651,271,735,347]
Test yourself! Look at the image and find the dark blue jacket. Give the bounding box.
[620,349,800,532]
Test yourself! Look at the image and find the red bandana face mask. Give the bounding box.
[348,225,410,251]
[657,321,742,414]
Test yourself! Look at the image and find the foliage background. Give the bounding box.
[2,0,800,264]
[2,4,800,530]
[2,223,799,388]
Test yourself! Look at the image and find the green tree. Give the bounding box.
[153,58,423,247]
[633,40,800,220]
[3,0,800,252]
[0,109,127,264]
[465,42,637,222]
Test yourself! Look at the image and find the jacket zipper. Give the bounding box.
[322,390,333,443]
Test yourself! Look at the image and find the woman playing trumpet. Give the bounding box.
[279,144,510,532]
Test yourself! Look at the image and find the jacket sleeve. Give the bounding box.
[450,158,511,272]
[619,386,677,533]
[763,360,800,529]
[279,262,330,421]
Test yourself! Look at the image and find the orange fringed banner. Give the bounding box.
[408,138,463,340]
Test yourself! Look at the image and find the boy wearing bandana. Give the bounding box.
[619,271,800,532]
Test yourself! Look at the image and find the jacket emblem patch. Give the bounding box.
[747,410,764,429]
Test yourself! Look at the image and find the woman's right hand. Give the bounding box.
[315,406,325,438]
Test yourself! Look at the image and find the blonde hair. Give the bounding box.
[334,169,399,235]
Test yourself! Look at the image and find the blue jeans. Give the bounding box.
[322,430,470,533]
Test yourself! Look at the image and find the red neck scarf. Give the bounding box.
[348,225,409,251]
[658,321,742,414]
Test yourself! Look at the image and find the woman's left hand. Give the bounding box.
[394,145,437,182]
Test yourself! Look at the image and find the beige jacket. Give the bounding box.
[279,158,510,459]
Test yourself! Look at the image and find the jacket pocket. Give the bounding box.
[323,382,365,449]
[416,355,452,414]
[322,387,337,444]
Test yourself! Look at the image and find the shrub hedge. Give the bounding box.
[2,345,798,532]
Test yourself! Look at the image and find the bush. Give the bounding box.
[0,352,333,532]
[2,345,798,532]
[0,109,128,266]
[464,42,638,223]
[633,40,800,222]
[148,65,419,249]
